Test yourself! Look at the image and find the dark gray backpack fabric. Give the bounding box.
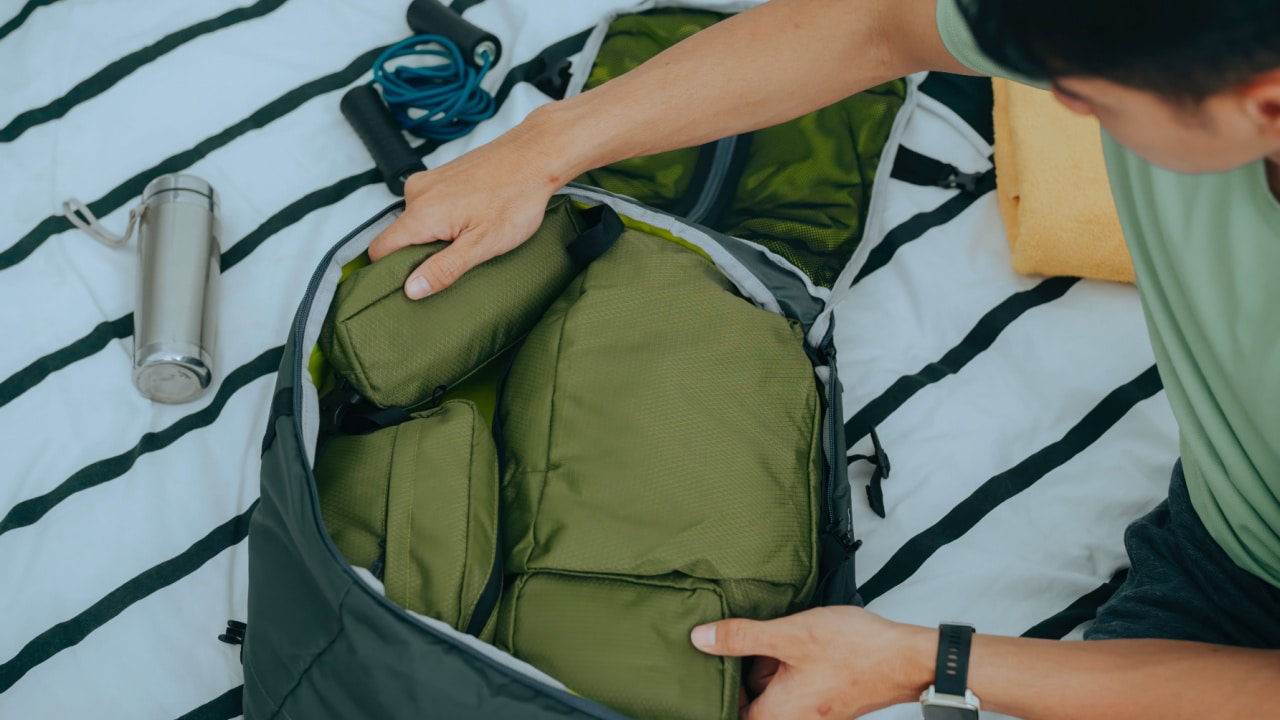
[244,186,856,720]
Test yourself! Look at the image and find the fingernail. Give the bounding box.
[405,276,433,300]
[691,624,715,651]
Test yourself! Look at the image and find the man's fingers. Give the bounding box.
[368,210,445,262]
[404,240,482,299]
[690,618,791,660]
[741,670,808,720]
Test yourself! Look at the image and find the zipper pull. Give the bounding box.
[368,538,387,580]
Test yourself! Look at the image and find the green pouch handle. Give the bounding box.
[319,198,623,410]
[316,400,501,640]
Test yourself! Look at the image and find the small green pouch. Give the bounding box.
[318,197,587,409]
[315,399,501,640]
[497,572,737,720]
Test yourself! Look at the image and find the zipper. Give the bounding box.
[685,135,739,225]
[287,202,624,719]
[823,342,840,534]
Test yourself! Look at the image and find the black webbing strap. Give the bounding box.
[891,146,995,196]
[341,406,414,435]
[566,204,625,267]
[849,428,892,518]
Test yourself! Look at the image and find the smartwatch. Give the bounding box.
[920,623,981,720]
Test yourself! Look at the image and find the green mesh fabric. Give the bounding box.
[315,400,499,640]
[318,197,585,409]
[497,230,822,719]
[575,10,724,213]
[497,572,737,720]
[718,81,905,287]
[576,10,907,287]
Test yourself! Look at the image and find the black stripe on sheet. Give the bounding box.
[0,35,573,400]
[0,314,133,410]
[0,0,290,144]
[0,44,391,271]
[844,277,1080,448]
[0,502,258,694]
[175,685,244,720]
[0,0,61,41]
[0,346,281,538]
[1022,569,1129,640]
[220,168,381,270]
[850,174,996,286]
[0,169,379,409]
[857,365,1163,605]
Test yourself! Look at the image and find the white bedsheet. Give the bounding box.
[0,1,1178,718]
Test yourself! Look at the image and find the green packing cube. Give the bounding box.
[495,227,822,720]
[318,197,587,410]
[497,572,737,720]
[314,399,501,640]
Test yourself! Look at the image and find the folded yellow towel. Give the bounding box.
[992,79,1135,284]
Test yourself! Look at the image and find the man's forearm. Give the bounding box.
[911,631,1280,718]
[515,0,966,187]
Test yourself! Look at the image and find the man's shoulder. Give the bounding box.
[934,0,1049,89]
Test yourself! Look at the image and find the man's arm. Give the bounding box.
[690,606,1280,719]
[369,0,970,298]
[970,633,1280,719]
[532,0,969,186]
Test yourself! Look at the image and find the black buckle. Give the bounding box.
[849,428,892,518]
[944,170,985,195]
[529,57,573,99]
[218,620,247,646]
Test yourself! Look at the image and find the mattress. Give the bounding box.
[0,1,1178,718]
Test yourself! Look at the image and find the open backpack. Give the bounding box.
[244,5,1002,719]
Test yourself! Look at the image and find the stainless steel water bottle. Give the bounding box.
[132,174,221,403]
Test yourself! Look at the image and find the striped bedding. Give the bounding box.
[0,1,1178,718]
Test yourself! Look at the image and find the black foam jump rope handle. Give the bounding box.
[406,0,502,67]
[340,85,427,197]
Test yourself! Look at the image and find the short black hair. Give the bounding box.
[959,0,1280,102]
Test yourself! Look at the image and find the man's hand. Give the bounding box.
[366,120,566,299]
[690,606,935,720]
[696,608,1280,720]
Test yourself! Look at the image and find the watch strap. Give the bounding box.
[935,623,974,697]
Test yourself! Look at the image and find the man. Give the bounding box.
[368,0,1280,717]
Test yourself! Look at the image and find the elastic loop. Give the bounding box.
[62,198,143,248]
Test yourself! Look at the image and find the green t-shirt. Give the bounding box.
[937,0,1280,588]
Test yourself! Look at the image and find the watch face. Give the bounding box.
[924,707,979,720]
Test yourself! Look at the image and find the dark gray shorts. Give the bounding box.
[1084,461,1280,648]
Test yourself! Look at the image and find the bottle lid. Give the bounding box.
[142,173,217,211]
[134,355,212,404]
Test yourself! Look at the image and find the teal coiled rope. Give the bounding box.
[371,34,496,141]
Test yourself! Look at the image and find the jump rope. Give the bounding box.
[342,0,504,195]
